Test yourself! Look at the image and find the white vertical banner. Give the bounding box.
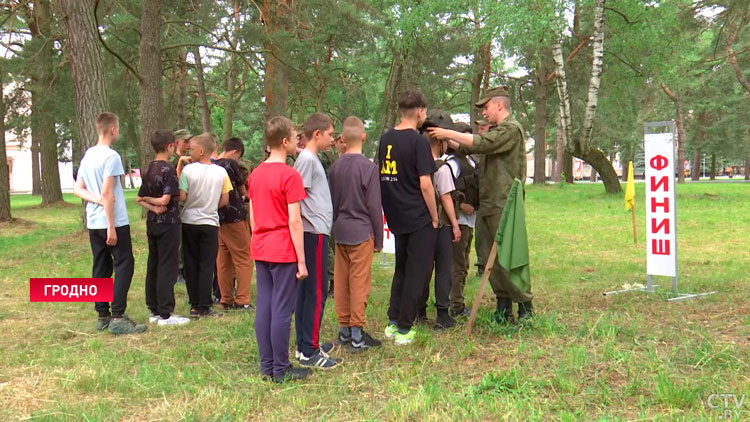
[382,212,396,254]
[644,132,678,277]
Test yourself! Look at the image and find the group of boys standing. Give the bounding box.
[72,84,533,384]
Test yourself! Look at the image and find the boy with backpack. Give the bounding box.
[419,110,461,329]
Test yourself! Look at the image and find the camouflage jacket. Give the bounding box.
[459,114,526,215]
[318,149,338,177]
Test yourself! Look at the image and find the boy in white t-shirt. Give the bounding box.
[177,133,232,318]
[73,112,147,335]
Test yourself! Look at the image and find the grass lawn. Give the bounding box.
[1,182,748,421]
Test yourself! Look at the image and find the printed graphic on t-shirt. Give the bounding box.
[380,144,398,182]
[138,160,180,224]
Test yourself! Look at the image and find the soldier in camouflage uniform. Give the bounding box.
[427,86,533,323]
[170,129,192,284]
[318,134,339,297]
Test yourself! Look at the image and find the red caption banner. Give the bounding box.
[30,278,114,302]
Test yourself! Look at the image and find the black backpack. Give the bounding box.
[444,153,480,209]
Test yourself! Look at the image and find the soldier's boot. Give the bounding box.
[517,301,534,321]
[494,298,515,324]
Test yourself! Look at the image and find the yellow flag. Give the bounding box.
[624,161,635,211]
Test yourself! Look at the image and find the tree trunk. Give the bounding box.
[710,153,716,180]
[660,83,686,184]
[578,148,620,193]
[564,151,574,183]
[382,51,404,131]
[139,0,163,171]
[262,0,292,119]
[192,46,211,132]
[30,0,62,204]
[469,9,488,131]
[726,12,750,94]
[533,62,547,185]
[589,165,597,182]
[578,0,605,154]
[60,0,110,171]
[554,115,563,182]
[0,68,10,221]
[745,155,749,181]
[222,61,237,141]
[177,49,187,129]
[31,133,41,195]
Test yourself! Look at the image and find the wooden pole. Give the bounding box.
[631,202,637,244]
[466,242,498,335]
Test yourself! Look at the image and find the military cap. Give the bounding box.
[453,122,472,133]
[173,129,192,140]
[420,109,454,131]
[475,86,510,108]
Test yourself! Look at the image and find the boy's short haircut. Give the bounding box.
[191,133,217,154]
[96,112,119,135]
[341,116,365,144]
[151,130,176,153]
[222,137,245,157]
[398,90,427,114]
[303,112,334,139]
[265,116,294,148]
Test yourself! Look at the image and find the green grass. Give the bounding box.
[1,183,749,421]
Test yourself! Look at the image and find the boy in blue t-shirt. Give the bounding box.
[73,112,146,335]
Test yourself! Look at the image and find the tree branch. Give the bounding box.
[94,0,142,82]
[603,6,641,24]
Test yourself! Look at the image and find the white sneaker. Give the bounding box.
[148,314,162,323]
[157,315,190,326]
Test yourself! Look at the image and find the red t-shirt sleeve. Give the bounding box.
[284,168,306,204]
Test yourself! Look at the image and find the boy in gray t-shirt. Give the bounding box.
[293,113,338,369]
[73,112,146,335]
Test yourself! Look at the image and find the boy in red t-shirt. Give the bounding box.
[248,116,311,384]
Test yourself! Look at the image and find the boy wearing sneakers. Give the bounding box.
[379,90,439,345]
[249,116,311,383]
[177,133,232,318]
[419,111,461,330]
[294,113,338,369]
[136,130,189,326]
[73,112,146,335]
[329,116,384,352]
[214,137,254,311]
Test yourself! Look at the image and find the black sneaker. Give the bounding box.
[273,365,312,383]
[96,315,111,331]
[188,308,201,318]
[347,331,382,353]
[435,313,457,330]
[299,351,338,369]
[233,304,255,311]
[200,309,223,318]
[449,306,471,319]
[221,303,236,311]
[336,331,352,345]
[494,299,516,324]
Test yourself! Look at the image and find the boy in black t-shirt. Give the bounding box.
[214,138,254,311]
[379,90,439,345]
[136,130,190,326]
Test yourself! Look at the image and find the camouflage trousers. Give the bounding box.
[475,212,533,303]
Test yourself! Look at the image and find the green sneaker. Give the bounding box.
[96,316,111,331]
[384,324,398,339]
[394,328,416,345]
[108,316,147,335]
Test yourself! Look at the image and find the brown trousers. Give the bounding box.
[333,238,374,327]
[217,221,253,306]
[449,224,473,311]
